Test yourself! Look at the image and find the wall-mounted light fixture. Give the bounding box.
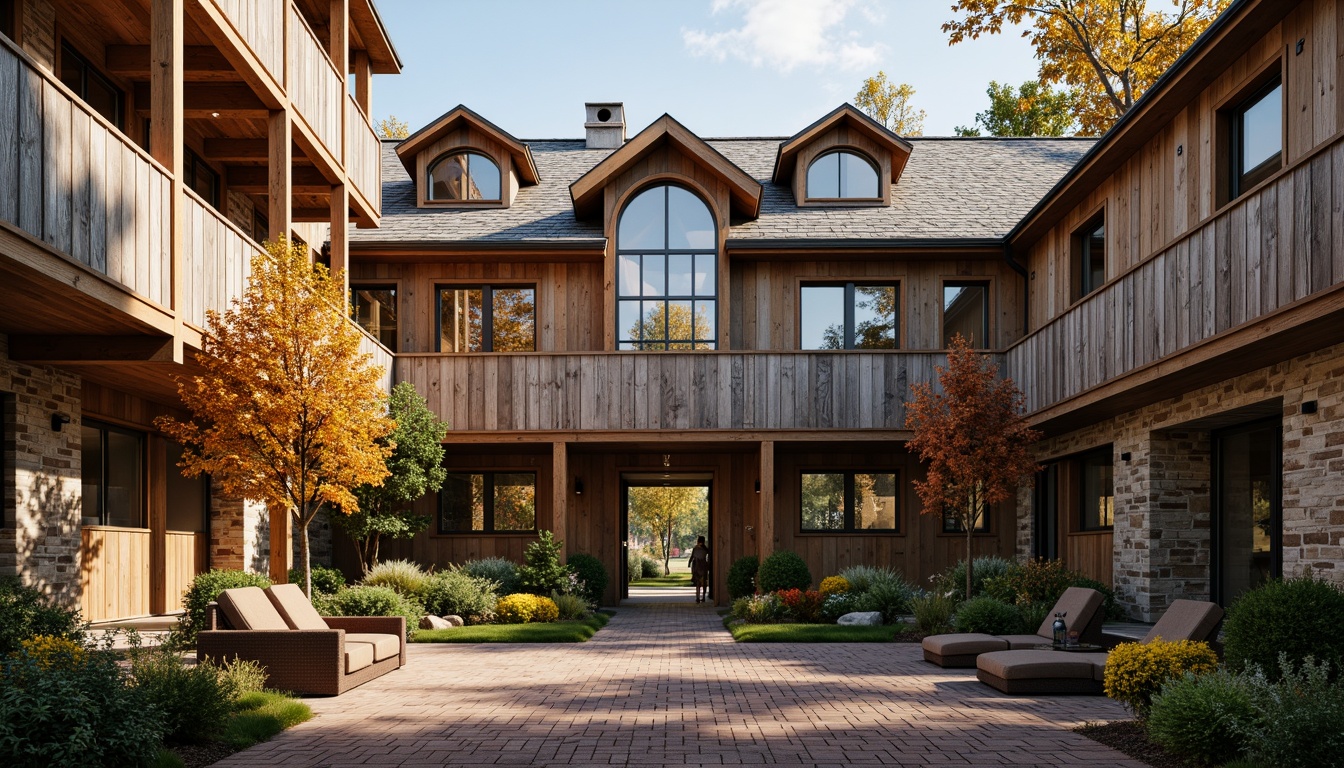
[50,414,71,432]
[574,478,584,495]
[1302,400,1318,415]
[1296,38,1305,55]
[662,454,671,467]
[1120,452,1132,462]
[754,480,761,494]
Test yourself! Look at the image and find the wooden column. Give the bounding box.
[758,441,774,561]
[330,183,348,309]
[328,0,348,76]
[150,0,184,363]
[552,442,568,558]
[268,110,292,241]
[148,435,168,614]
[269,504,290,582]
[353,51,372,118]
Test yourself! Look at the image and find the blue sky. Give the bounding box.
[370,0,1042,139]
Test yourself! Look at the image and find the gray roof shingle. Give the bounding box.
[350,136,1094,247]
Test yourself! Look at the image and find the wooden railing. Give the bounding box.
[357,326,394,394]
[396,351,956,432]
[287,3,343,163]
[79,527,151,622]
[165,531,207,613]
[1006,138,1344,413]
[347,95,380,209]
[181,190,261,330]
[0,36,172,307]
[212,0,284,85]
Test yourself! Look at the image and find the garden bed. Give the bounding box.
[166,690,313,768]
[1075,720,1187,768]
[413,612,610,643]
[725,621,925,643]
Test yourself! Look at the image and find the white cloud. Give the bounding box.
[683,0,884,74]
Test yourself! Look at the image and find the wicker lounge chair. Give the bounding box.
[197,584,406,696]
[975,599,1224,695]
[922,587,1105,668]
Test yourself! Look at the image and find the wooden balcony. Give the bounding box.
[1006,136,1344,426]
[182,189,259,330]
[347,95,381,211]
[358,327,394,394]
[396,351,957,435]
[288,2,343,165]
[213,0,285,87]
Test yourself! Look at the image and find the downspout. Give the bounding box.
[1003,242,1029,337]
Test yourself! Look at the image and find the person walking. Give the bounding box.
[688,535,711,604]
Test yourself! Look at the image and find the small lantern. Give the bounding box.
[1052,612,1068,646]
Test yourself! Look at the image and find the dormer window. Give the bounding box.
[806,150,879,200]
[428,151,501,202]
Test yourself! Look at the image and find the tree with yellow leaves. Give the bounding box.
[375,115,411,139]
[157,237,394,597]
[854,72,926,136]
[944,0,1231,134]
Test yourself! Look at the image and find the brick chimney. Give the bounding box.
[585,103,625,149]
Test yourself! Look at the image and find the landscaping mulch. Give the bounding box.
[173,741,238,768]
[1075,720,1189,768]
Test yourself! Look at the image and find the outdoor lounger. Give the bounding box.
[198,584,406,696]
[975,598,1224,695]
[922,586,1105,668]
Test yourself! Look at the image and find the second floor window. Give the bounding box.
[428,151,501,202]
[801,471,898,532]
[1074,216,1106,300]
[185,149,220,208]
[437,285,535,352]
[59,43,123,128]
[806,150,879,200]
[617,184,717,350]
[942,282,989,348]
[801,283,897,349]
[440,472,537,533]
[350,285,398,351]
[1230,74,1282,199]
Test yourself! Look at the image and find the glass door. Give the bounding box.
[1213,418,1282,606]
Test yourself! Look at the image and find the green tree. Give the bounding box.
[953,80,1077,137]
[820,286,896,349]
[629,302,714,350]
[854,72,926,136]
[628,486,709,575]
[333,381,449,575]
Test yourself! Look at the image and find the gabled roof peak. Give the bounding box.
[773,103,914,185]
[395,105,540,185]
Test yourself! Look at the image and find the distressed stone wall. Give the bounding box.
[209,489,269,574]
[295,509,334,570]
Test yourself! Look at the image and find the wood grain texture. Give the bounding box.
[287,2,343,164]
[80,527,152,622]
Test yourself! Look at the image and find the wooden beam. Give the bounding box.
[8,335,176,363]
[294,207,339,222]
[552,442,568,558]
[229,164,330,194]
[132,82,267,118]
[330,183,349,308]
[105,45,239,80]
[269,110,292,240]
[758,441,775,561]
[151,0,186,365]
[329,0,349,88]
[353,49,372,118]
[148,435,168,615]
[184,0,286,109]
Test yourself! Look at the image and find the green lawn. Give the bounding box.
[156,690,313,768]
[413,612,611,643]
[725,621,923,643]
[630,573,693,587]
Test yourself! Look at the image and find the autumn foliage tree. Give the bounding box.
[628,485,709,575]
[944,0,1232,134]
[157,237,393,597]
[905,334,1041,600]
[854,71,926,136]
[375,115,411,139]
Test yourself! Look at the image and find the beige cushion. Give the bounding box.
[265,584,329,631]
[344,641,374,674]
[922,633,1009,656]
[999,634,1056,649]
[1036,587,1105,637]
[1144,600,1224,644]
[345,633,400,662]
[217,587,290,631]
[977,649,1104,681]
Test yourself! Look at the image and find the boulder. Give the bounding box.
[420,615,452,630]
[442,615,465,627]
[837,611,883,626]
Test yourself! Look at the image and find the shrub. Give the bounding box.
[819,576,850,597]
[942,556,1015,601]
[910,589,956,635]
[626,550,642,583]
[954,596,1024,635]
[1017,601,1051,634]
[727,556,759,599]
[776,589,824,622]
[518,531,571,595]
[1069,576,1123,621]
[817,592,860,623]
[531,596,559,623]
[1148,668,1260,767]
[460,557,520,596]
[982,558,1073,605]
[361,559,432,600]
[640,555,662,579]
[854,577,915,624]
[19,635,87,670]
[730,593,787,624]
[0,645,165,767]
[312,585,422,634]
[550,592,589,621]
[495,593,558,624]
[131,648,242,743]
[1238,656,1344,768]
[0,578,85,655]
[757,551,811,593]
[1103,639,1219,717]
[423,570,498,624]
[288,565,346,595]
[837,564,889,595]
[1223,574,1344,680]
[176,569,271,646]
[566,553,608,605]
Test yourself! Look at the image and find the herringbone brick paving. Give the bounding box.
[215,603,1144,767]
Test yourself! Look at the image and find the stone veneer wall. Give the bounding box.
[0,335,83,606]
[209,489,269,574]
[1019,342,1344,621]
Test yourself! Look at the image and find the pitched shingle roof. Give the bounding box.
[349,136,1094,247]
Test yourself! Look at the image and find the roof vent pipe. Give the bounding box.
[585,102,625,149]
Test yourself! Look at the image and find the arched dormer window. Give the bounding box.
[427,151,501,202]
[616,184,717,350]
[806,149,879,200]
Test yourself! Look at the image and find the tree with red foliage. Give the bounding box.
[906,334,1041,601]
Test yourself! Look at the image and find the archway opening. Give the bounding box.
[620,472,712,605]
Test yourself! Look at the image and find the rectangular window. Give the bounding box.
[252,209,269,244]
[185,149,220,208]
[800,283,897,350]
[439,471,537,533]
[942,282,989,348]
[800,471,898,532]
[350,285,398,351]
[81,420,144,528]
[59,43,123,128]
[616,252,717,350]
[1074,215,1105,300]
[943,503,991,534]
[0,0,15,41]
[1230,74,1282,199]
[1079,448,1114,531]
[165,442,208,532]
[438,285,535,352]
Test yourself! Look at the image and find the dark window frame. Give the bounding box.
[435,283,536,353]
[1072,213,1106,301]
[59,42,124,128]
[942,504,991,534]
[0,0,16,41]
[804,149,881,201]
[349,283,398,352]
[799,470,900,534]
[800,281,899,350]
[81,419,146,528]
[1078,447,1115,532]
[941,280,991,349]
[438,470,538,534]
[1229,73,1283,200]
[426,150,503,202]
[184,148,220,208]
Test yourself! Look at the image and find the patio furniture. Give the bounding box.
[197,584,406,696]
[922,587,1105,668]
[975,598,1224,695]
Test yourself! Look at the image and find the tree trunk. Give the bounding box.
[965,524,974,602]
[370,531,381,571]
[663,518,672,576]
[298,508,312,598]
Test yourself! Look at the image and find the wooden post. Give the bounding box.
[353,50,372,118]
[148,435,168,614]
[758,440,774,562]
[552,442,568,558]
[330,183,348,310]
[150,0,184,364]
[269,503,290,582]
[328,0,348,77]
[268,110,291,241]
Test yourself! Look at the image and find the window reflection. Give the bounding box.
[439,472,536,533]
[942,283,989,348]
[350,285,398,351]
[806,150,879,200]
[428,151,501,201]
[438,285,534,352]
[801,284,896,350]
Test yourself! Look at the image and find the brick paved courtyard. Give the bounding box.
[216,603,1144,767]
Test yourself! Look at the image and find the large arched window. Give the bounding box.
[428,151,501,201]
[616,184,717,350]
[806,150,879,199]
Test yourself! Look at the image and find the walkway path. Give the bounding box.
[216,603,1144,767]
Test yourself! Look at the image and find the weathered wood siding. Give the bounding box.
[164,531,207,613]
[182,190,260,330]
[287,2,343,163]
[397,352,952,433]
[80,527,151,621]
[212,0,284,84]
[347,96,381,210]
[356,324,394,394]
